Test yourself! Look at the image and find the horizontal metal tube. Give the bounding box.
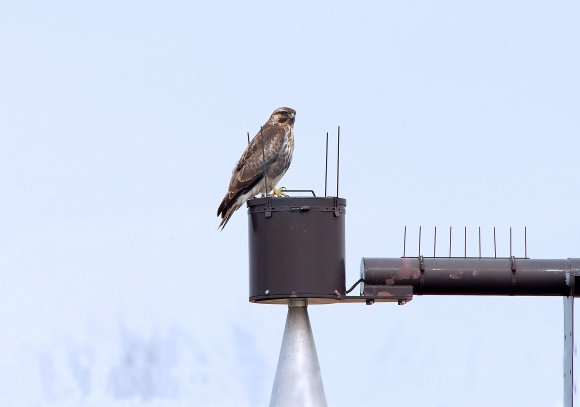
[361,258,580,297]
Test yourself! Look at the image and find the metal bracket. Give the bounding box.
[419,255,425,289]
[510,256,517,291]
[264,197,272,218]
[510,256,517,272]
[362,284,414,304]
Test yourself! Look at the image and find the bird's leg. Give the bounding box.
[271,187,288,197]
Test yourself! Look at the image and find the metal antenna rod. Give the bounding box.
[403,225,407,257]
[247,131,250,145]
[449,226,452,257]
[336,126,340,198]
[418,226,422,256]
[510,227,513,258]
[525,226,528,258]
[494,227,497,258]
[324,132,329,197]
[464,226,467,258]
[433,226,437,257]
[261,126,269,197]
[478,226,481,258]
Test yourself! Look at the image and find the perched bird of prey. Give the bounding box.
[217,107,296,229]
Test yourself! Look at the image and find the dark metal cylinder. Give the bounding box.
[248,197,346,303]
[361,257,580,297]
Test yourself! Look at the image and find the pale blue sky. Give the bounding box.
[1,1,580,406]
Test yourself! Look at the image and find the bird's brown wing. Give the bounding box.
[217,123,286,217]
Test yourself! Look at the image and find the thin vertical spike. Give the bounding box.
[403,226,407,257]
[261,126,269,197]
[324,132,329,197]
[433,226,437,257]
[464,226,467,258]
[336,126,340,197]
[247,131,250,145]
[510,227,512,258]
[478,226,481,258]
[449,226,452,257]
[525,226,528,258]
[418,226,422,256]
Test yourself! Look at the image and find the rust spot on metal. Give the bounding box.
[396,269,413,279]
[398,258,417,279]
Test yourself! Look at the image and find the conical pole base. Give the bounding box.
[269,299,327,407]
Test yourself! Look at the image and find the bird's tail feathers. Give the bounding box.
[217,191,241,230]
[218,203,238,230]
[217,193,230,218]
[217,177,264,230]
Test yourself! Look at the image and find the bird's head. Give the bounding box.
[269,107,296,126]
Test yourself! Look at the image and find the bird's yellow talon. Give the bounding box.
[272,187,288,197]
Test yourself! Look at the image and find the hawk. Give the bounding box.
[217,107,296,229]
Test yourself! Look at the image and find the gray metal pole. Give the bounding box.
[269,299,327,407]
[564,295,574,407]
